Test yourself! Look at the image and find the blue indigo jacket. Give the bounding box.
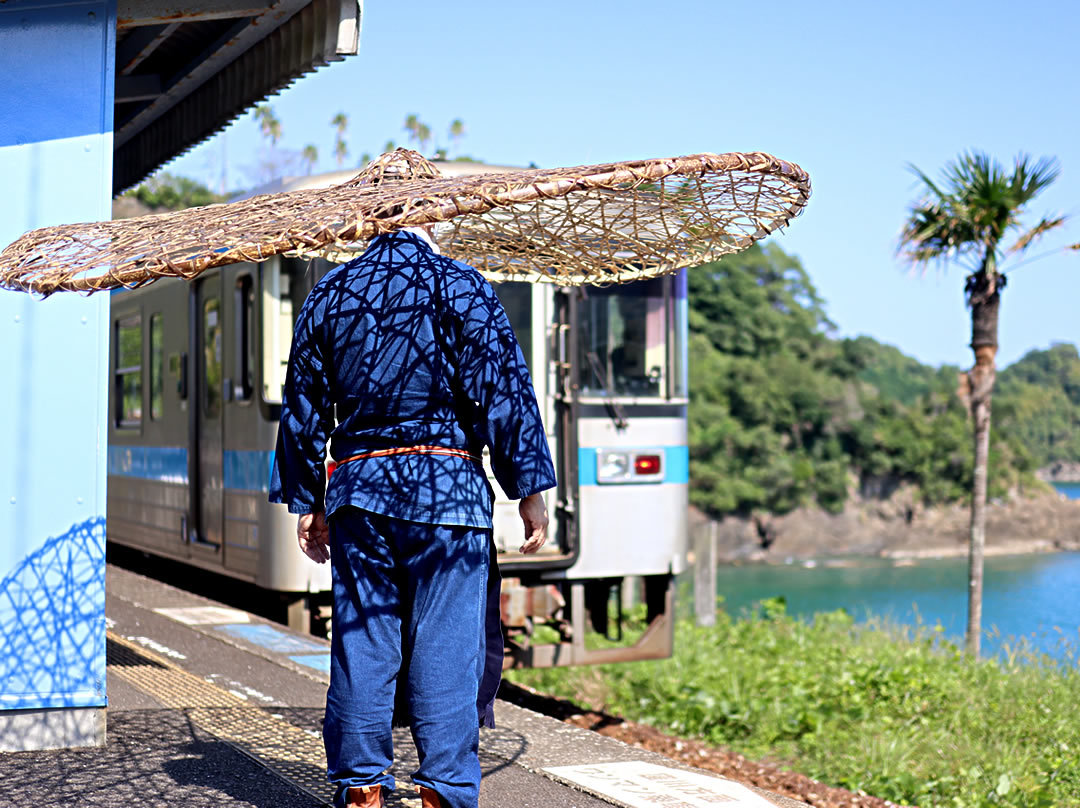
[269,230,557,528]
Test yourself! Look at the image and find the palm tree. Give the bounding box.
[403,114,432,154]
[416,122,432,154]
[331,112,348,167]
[253,104,282,146]
[448,118,465,156]
[301,144,318,175]
[899,151,1065,657]
[403,114,419,145]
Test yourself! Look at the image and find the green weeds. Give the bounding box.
[508,599,1080,807]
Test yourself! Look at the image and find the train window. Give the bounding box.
[579,277,670,398]
[203,297,222,419]
[149,313,163,420]
[115,315,142,428]
[491,281,532,368]
[261,259,305,403]
[235,275,255,401]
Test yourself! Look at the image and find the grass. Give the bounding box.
[507,597,1080,807]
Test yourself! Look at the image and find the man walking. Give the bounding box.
[270,224,556,808]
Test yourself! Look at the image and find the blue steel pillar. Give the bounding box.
[0,0,115,750]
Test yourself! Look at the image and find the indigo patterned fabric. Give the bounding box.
[270,230,556,527]
[324,510,489,807]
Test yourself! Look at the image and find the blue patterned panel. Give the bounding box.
[0,518,106,710]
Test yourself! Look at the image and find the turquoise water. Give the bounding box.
[1053,481,1080,499]
[713,551,1080,663]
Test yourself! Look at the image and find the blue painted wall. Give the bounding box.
[0,0,115,715]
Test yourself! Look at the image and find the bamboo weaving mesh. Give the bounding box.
[0,149,810,294]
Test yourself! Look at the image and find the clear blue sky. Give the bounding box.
[167,0,1080,370]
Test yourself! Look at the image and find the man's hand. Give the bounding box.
[298,512,330,564]
[518,493,548,555]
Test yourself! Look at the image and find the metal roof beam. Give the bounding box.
[116,75,164,103]
[114,0,308,147]
[115,16,251,130]
[117,23,182,75]
[114,0,363,192]
[117,0,271,30]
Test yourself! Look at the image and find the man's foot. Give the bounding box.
[345,785,385,808]
[419,786,443,807]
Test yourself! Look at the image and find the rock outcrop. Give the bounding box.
[691,485,1080,564]
[1038,461,1080,482]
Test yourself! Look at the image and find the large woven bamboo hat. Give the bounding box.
[0,148,810,295]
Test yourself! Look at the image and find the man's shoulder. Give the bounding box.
[310,236,495,301]
[414,248,493,292]
[306,261,353,301]
[436,252,489,286]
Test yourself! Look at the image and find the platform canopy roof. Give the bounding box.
[113,0,361,194]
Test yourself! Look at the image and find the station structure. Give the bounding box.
[0,0,363,752]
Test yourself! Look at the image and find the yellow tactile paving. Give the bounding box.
[107,632,421,807]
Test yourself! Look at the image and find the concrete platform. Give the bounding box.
[0,564,802,808]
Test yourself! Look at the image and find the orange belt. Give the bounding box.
[336,445,482,466]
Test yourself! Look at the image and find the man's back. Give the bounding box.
[270,229,556,529]
[315,230,485,456]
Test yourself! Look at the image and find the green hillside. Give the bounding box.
[687,242,1073,519]
[995,344,1080,467]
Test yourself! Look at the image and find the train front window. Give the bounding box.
[579,276,685,399]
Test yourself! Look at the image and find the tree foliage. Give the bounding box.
[688,242,1061,519]
[121,173,225,211]
[995,344,1080,466]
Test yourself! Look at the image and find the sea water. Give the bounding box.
[713,551,1080,664]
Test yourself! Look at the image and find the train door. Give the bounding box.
[552,286,578,559]
[190,272,225,561]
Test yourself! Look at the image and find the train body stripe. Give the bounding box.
[107,446,276,493]
[578,446,689,486]
[111,444,692,490]
[223,450,274,493]
[107,445,188,484]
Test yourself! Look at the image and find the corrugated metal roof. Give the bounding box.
[113,0,361,194]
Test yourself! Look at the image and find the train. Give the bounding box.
[106,162,689,668]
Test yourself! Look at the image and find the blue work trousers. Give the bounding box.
[324,508,490,808]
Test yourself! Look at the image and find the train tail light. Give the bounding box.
[634,454,662,476]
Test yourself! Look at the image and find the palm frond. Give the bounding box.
[900,150,1064,277]
[1008,215,1068,255]
[905,162,950,202]
[1010,153,1061,202]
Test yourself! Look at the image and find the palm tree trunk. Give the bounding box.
[964,272,999,658]
[966,367,992,657]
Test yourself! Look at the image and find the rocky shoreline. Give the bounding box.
[692,485,1080,564]
[1038,461,1080,482]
